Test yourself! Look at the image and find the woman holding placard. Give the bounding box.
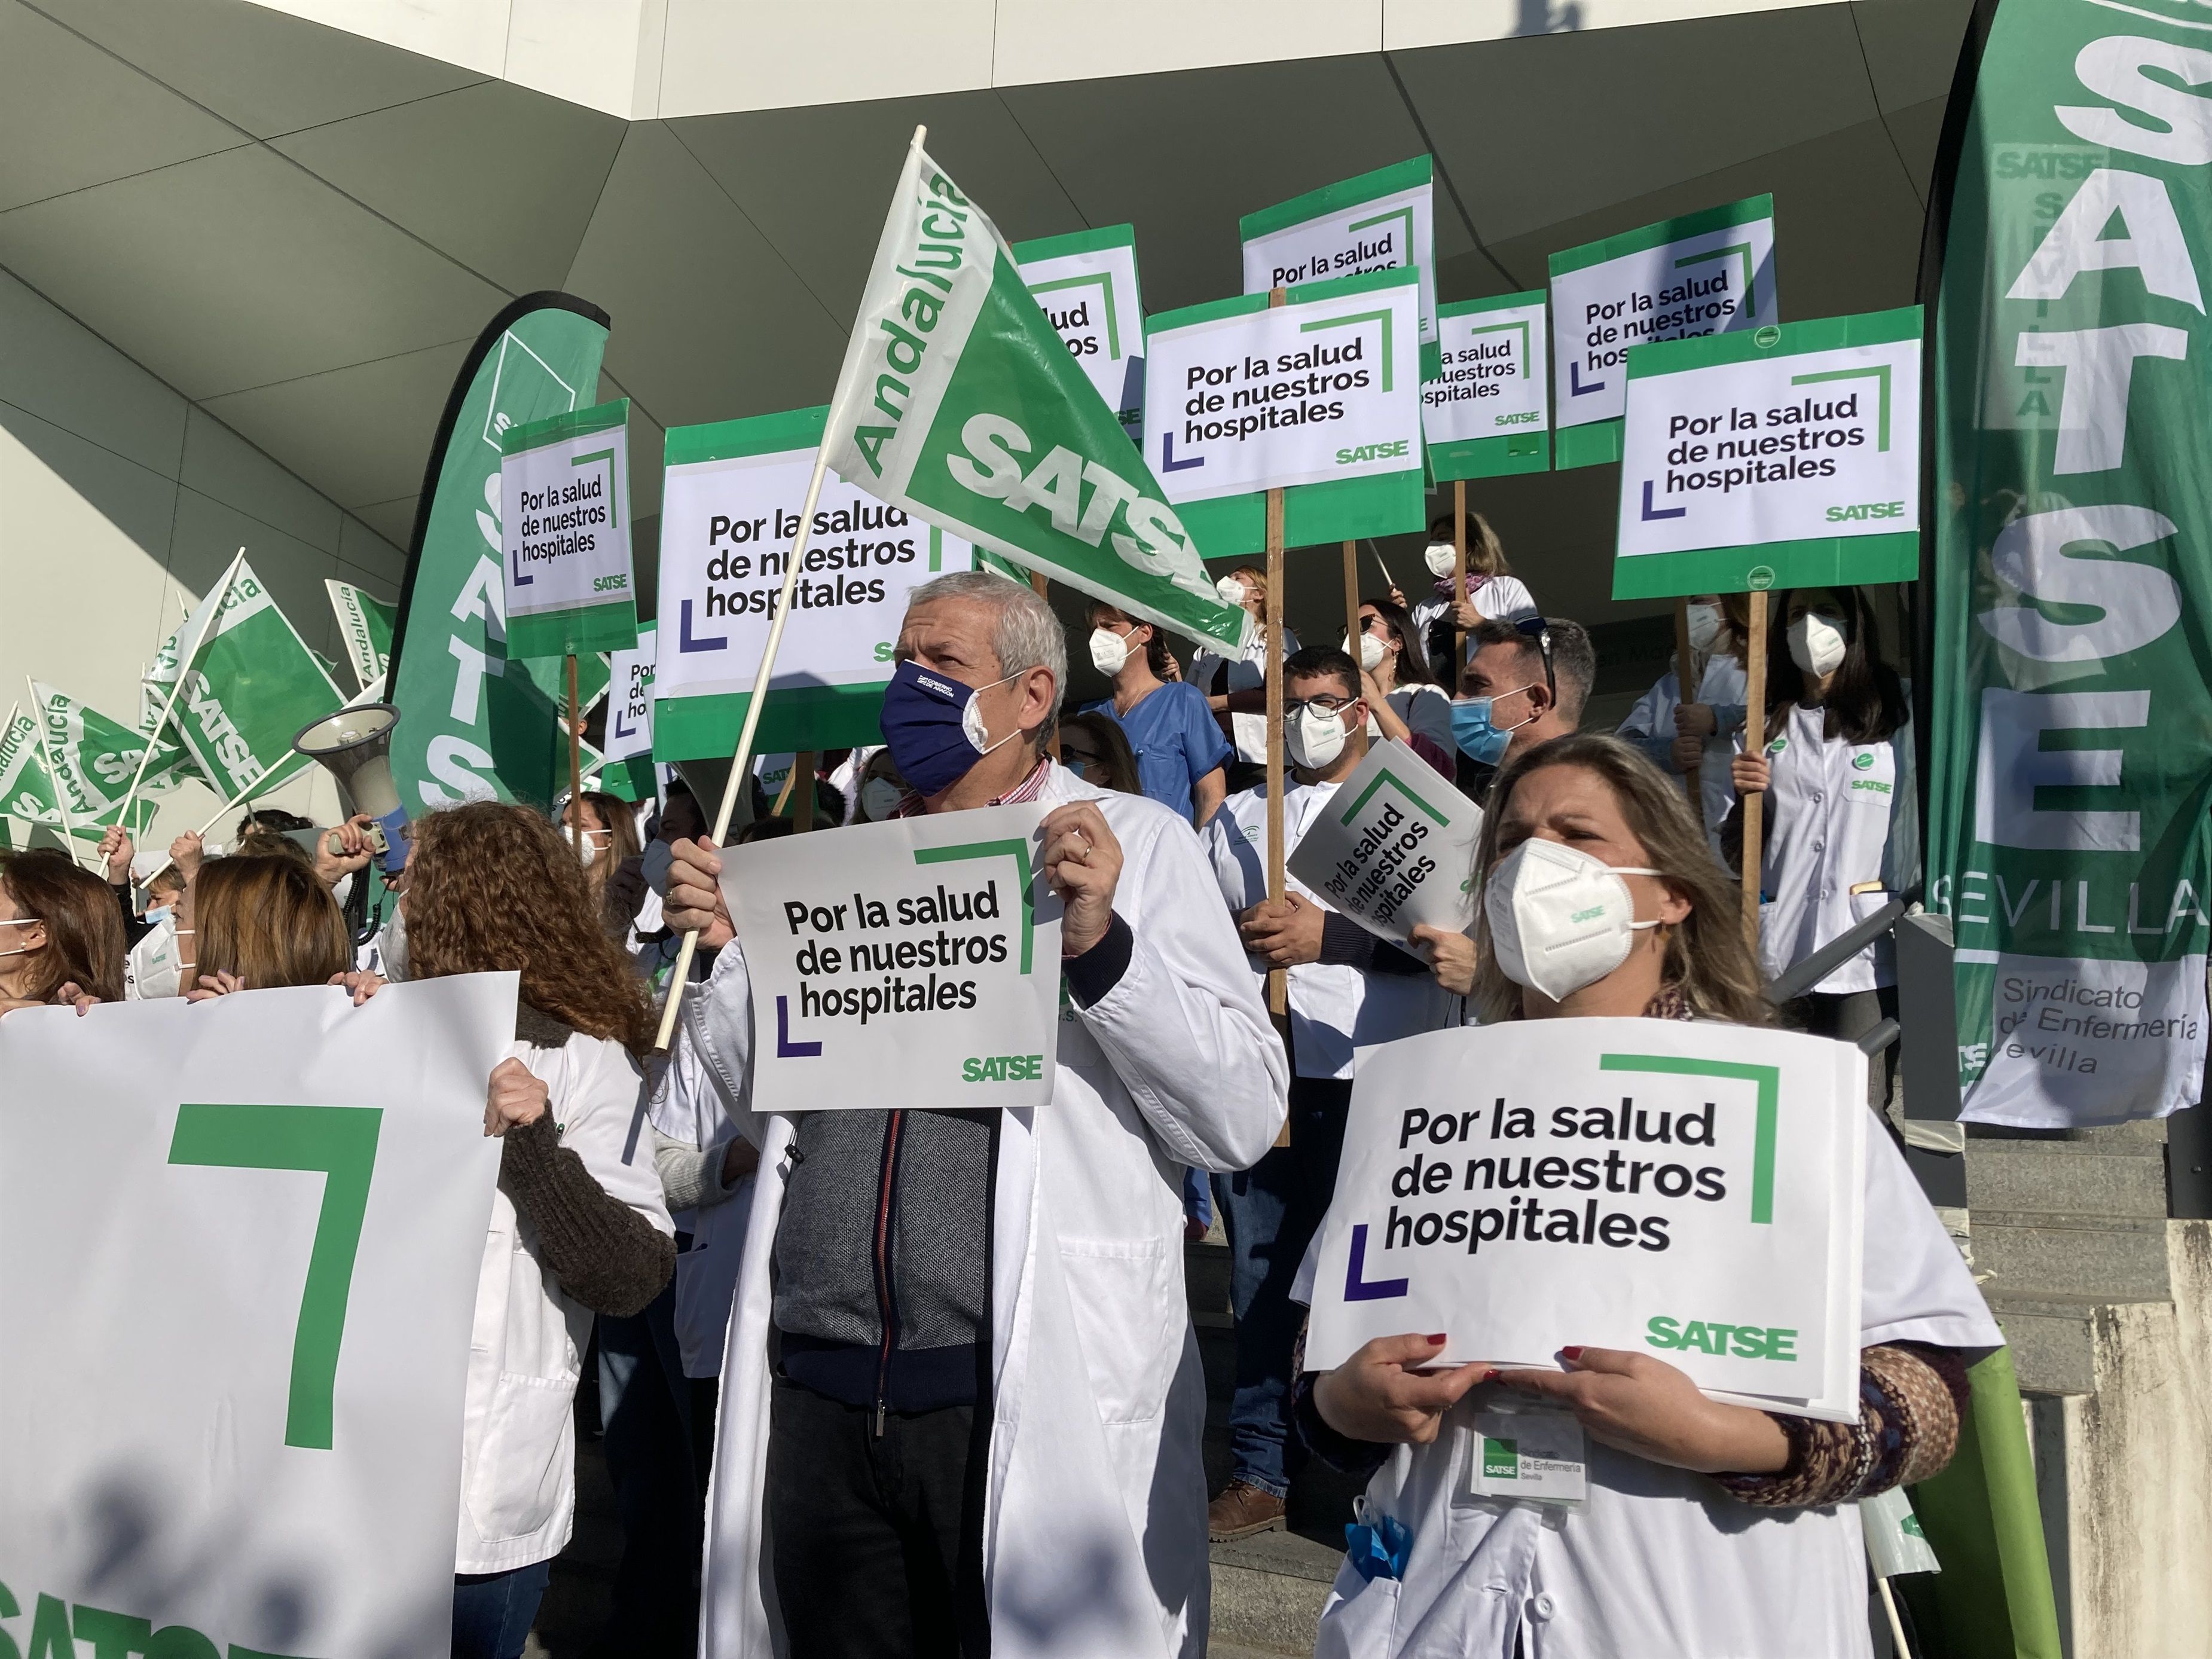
[1297,735,1996,1659]
[1726,586,1915,1108]
[1190,561,1300,787]
[1396,510,1538,689]
[1616,591,1752,851]
[1350,596,1455,778]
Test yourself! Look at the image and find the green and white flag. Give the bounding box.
[1143,266,1428,556]
[1927,0,2212,1130]
[819,140,1249,655]
[500,398,639,660]
[169,559,344,807]
[1550,195,1779,470]
[1613,308,1921,599]
[657,405,980,759]
[327,579,396,692]
[31,682,191,820]
[1426,291,1551,480]
[386,297,612,811]
[1241,156,1440,381]
[1014,224,1145,443]
[0,704,68,828]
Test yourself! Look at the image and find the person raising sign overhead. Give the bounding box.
[662,572,1287,1659]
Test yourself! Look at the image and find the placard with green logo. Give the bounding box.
[1242,156,1441,381]
[1425,291,1551,480]
[1013,223,1145,443]
[1143,266,1427,557]
[1286,737,1479,944]
[720,806,1064,1114]
[500,398,640,659]
[654,405,979,761]
[1550,195,1779,470]
[1306,1019,1866,1420]
[1612,307,1922,599]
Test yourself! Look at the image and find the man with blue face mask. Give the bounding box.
[1452,614,1594,800]
[662,572,1288,1659]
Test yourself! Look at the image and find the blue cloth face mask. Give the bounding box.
[878,659,1023,798]
[1450,686,1536,766]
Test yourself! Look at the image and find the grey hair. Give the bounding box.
[906,569,1067,734]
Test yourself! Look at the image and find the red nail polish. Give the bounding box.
[1480,1367,1500,1384]
[1560,1346,1584,1362]
[1425,1333,1447,1345]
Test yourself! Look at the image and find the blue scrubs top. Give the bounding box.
[1082,682,1233,821]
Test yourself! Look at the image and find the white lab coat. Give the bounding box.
[1616,652,1750,848]
[688,762,1288,1659]
[1308,1097,2000,1659]
[456,1031,674,1574]
[1410,573,1539,656]
[1749,704,1918,995]
[1202,778,1460,1078]
[1190,625,1300,765]
[650,1025,755,1379]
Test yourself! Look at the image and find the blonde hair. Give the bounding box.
[1466,511,1509,578]
[1469,734,1774,1027]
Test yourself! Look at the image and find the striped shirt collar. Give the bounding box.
[894,755,1054,818]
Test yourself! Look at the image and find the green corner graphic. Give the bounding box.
[1788,364,1893,451]
[1342,766,1453,827]
[1300,308,1397,392]
[1467,319,1532,378]
[1597,1054,1779,1223]
[572,446,621,527]
[913,838,1038,972]
[1028,269,1123,360]
[1673,241,1759,317]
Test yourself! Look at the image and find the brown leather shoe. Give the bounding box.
[1208,1480,1287,1541]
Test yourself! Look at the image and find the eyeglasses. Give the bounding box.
[1285,693,1358,717]
[1514,615,1556,699]
[1060,746,1105,768]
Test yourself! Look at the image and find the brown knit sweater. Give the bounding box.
[498,1006,674,1319]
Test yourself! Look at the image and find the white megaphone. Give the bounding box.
[292,702,408,872]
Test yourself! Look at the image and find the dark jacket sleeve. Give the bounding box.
[499,1113,675,1317]
[115,883,151,950]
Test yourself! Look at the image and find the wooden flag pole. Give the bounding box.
[1028,571,1061,760]
[1740,591,1768,955]
[566,652,583,853]
[1452,481,1469,691]
[1264,287,1290,1026]
[652,395,856,1050]
[1672,598,1699,805]
[1342,541,1362,681]
[787,751,817,832]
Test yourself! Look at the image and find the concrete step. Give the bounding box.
[1971,1211,2171,1302]
[1211,1530,1338,1655]
[1965,1141,2168,1218]
[1983,1290,2169,1396]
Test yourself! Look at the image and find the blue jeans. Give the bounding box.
[597,1281,709,1657]
[452,1558,552,1659]
[1213,1075,1353,1498]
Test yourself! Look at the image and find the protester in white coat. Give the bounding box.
[1296,735,1993,1658]
[1199,647,1457,1542]
[1615,592,1752,851]
[664,572,1288,1659]
[1392,510,1538,689]
[1190,561,1299,780]
[1727,586,1917,1110]
[400,801,677,1659]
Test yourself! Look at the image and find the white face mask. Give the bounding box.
[1788,612,1848,677]
[1485,838,1662,1003]
[0,914,38,960]
[127,915,192,1000]
[576,830,606,869]
[1424,541,1459,579]
[1287,703,1351,772]
[1685,602,1723,654]
[859,777,904,822]
[1215,576,1248,606]
[958,668,1026,759]
[381,905,410,984]
[1089,627,1131,676]
[1345,631,1386,673]
[331,872,354,908]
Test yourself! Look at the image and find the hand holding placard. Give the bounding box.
[1040,800,1121,957]
[1287,738,1480,947]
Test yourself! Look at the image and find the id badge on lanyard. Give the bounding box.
[1468,1407,1588,1507]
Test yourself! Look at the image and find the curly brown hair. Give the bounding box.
[404,801,657,1053]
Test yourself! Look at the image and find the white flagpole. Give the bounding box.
[26,677,88,870]
[651,121,928,1054]
[120,546,242,832]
